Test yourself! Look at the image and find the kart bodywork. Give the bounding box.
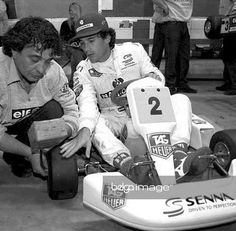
[204,13,236,39]
[82,77,236,230]
[83,163,236,231]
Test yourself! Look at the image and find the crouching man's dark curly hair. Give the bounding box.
[2,16,62,57]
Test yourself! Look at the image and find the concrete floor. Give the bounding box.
[0,80,236,231]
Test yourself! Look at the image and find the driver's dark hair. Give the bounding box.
[98,28,116,49]
[2,16,62,57]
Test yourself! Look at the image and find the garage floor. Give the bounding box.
[0,80,236,231]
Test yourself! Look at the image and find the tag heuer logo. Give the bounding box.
[147,133,173,159]
[102,184,126,210]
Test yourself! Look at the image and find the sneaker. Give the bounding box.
[119,155,161,186]
[216,83,231,91]
[178,85,197,93]
[224,89,236,95]
[169,87,178,95]
[3,152,33,178]
[173,147,212,182]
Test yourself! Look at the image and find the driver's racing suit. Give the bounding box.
[73,42,192,167]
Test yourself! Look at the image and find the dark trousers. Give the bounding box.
[163,21,190,88]
[223,59,236,90]
[3,100,64,177]
[151,23,165,69]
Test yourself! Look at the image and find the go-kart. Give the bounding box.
[82,77,236,230]
[204,13,236,39]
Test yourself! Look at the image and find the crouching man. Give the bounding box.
[0,17,80,178]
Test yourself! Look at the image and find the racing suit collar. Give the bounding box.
[88,46,122,77]
[7,58,21,85]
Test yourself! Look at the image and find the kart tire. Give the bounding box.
[204,15,223,39]
[209,129,236,171]
[46,145,78,200]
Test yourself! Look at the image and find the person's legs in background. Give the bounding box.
[151,23,164,69]
[176,23,197,93]
[223,59,236,95]
[217,35,236,94]
[216,63,231,91]
[163,22,180,94]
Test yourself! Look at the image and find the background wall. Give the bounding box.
[4,0,97,19]
[5,0,222,19]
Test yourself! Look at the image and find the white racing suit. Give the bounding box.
[73,42,192,166]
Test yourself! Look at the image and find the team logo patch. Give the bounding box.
[88,68,102,77]
[102,184,126,210]
[112,78,124,88]
[59,83,71,98]
[74,84,83,97]
[147,133,173,159]
[12,107,39,119]
[173,149,189,180]
[121,53,136,69]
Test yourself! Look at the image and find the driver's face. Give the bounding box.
[12,46,54,83]
[79,34,111,63]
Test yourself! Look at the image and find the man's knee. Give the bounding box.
[171,93,192,112]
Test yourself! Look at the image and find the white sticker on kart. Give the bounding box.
[132,87,175,124]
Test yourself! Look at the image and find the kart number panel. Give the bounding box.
[132,87,175,124]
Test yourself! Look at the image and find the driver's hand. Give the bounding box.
[60,127,91,158]
[28,153,47,177]
[144,72,163,82]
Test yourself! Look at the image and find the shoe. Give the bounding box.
[11,162,33,178]
[224,89,236,95]
[170,87,178,95]
[216,84,231,91]
[178,85,197,93]
[174,147,212,182]
[3,152,33,178]
[119,155,161,186]
[166,86,178,95]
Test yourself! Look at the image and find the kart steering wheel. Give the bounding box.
[111,79,138,106]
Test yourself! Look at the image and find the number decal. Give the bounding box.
[148,97,162,115]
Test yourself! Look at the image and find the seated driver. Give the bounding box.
[60,13,211,185]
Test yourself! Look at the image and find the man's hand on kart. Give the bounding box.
[143,72,163,82]
[60,127,91,158]
[28,153,47,177]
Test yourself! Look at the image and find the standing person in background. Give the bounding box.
[60,2,81,43]
[216,0,236,95]
[60,2,86,88]
[153,0,197,94]
[151,2,165,69]
[0,0,8,46]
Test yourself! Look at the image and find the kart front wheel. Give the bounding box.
[46,145,78,200]
[204,15,223,39]
[209,129,236,171]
